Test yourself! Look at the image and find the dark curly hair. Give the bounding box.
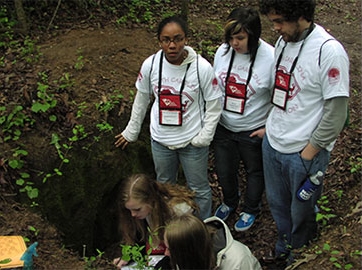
[157,15,189,40]
[259,0,316,22]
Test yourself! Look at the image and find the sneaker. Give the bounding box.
[214,203,233,221]
[234,212,255,232]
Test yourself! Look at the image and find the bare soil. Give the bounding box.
[0,1,361,269]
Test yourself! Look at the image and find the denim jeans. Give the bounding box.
[262,135,330,258]
[213,124,265,214]
[151,139,212,220]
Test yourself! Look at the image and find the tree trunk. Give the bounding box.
[14,0,29,34]
[180,0,189,22]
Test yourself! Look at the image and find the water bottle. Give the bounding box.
[297,171,323,201]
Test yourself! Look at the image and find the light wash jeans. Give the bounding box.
[151,139,212,220]
[262,135,330,259]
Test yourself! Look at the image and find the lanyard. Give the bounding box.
[275,24,315,85]
[224,49,256,90]
[158,51,191,95]
[275,41,303,77]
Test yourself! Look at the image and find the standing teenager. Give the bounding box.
[212,7,274,231]
[115,16,222,220]
[259,0,349,264]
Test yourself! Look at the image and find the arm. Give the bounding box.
[114,91,150,149]
[191,98,222,147]
[301,97,348,160]
[115,54,156,149]
[301,37,349,160]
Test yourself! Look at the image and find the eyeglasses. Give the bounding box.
[160,36,185,46]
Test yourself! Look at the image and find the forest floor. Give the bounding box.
[0,0,361,269]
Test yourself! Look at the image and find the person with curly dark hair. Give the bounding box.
[259,0,349,266]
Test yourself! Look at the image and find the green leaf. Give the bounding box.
[323,243,331,251]
[28,188,39,199]
[31,102,50,113]
[8,159,20,169]
[0,115,6,124]
[16,179,25,185]
[0,258,12,264]
[51,133,60,144]
[20,172,30,178]
[54,168,62,175]
[49,115,57,122]
[15,149,28,156]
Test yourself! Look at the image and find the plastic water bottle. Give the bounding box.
[21,241,38,270]
[297,171,324,201]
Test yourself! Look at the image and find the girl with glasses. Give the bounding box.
[115,16,222,221]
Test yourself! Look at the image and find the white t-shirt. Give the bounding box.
[134,46,222,146]
[266,24,350,153]
[213,40,274,132]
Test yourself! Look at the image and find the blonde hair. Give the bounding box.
[118,174,198,245]
[165,214,215,269]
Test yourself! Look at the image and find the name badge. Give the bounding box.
[159,93,182,126]
[272,70,291,110]
[224,81,247,114]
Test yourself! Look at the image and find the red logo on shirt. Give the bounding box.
[137,72,143,82]
[328,68,340,85]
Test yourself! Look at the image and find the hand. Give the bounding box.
[300,143,320,161]
[191,134,210,148]
[115,133,130,150]
[250,128,265,139]
[113,257,129,269]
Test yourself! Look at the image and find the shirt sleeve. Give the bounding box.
[121,91,150,142]
[191,98,222,147]
[310,39,350,150]
[310,97,349,150]
[319,39,350,99]
[135,54,156,94]
[122,54,156,141]
[191,56,223,147]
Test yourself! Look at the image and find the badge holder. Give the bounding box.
[159,93,182,126]
[224,81,247,114]
[272,70,291,110]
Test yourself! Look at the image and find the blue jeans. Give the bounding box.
[151,139,212,220]
[213,124,264,214]
[262,135,330,258]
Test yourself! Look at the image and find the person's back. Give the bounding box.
[204,216,262,270]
